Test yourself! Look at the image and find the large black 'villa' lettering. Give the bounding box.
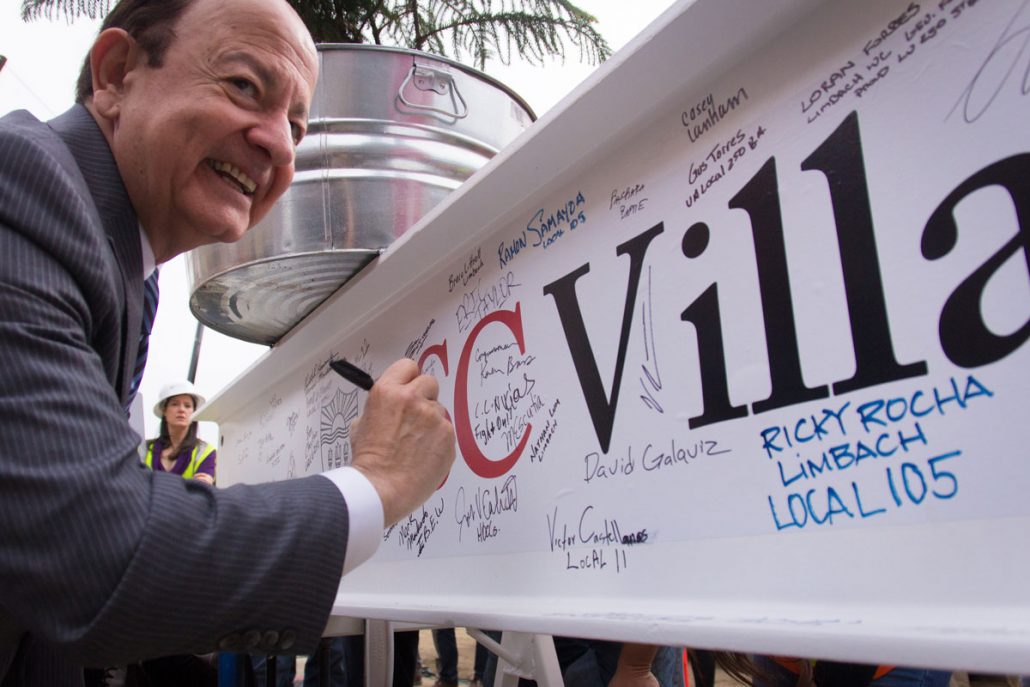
[542,224,665,453]
[680,284,749,429]
[544,110,1028,454]
[730,159,830,413]
[679,223,747,429]
[801,111,928,394]
[921,154,1030,367]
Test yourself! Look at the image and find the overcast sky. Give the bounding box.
[0,0,678,440]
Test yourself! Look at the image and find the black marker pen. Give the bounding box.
[329,359,375,391]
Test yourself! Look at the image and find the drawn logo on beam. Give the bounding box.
[320,387,359,471]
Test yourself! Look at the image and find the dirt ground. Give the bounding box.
[415,629,738,686]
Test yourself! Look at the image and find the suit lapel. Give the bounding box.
[50,106,143,407]
[109,235,142,405]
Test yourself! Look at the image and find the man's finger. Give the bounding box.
[409,374,440,401]
[376,358,419,385]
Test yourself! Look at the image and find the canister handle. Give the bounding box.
[398,63,469,119]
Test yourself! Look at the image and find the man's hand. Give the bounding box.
[349,358,456,527]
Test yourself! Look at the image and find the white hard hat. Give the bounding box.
[153,381,206,418]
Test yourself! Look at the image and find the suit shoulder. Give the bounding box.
[0,110,110,276]
[0,110,95,215]
[0,110,73,170]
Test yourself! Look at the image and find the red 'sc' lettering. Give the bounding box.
[454,303,530,478]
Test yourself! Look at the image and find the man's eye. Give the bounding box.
[231,77,258,97]
[291,122,304,146]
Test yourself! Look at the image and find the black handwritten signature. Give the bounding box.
[454,474,518,543]
[455,272,521,334]
[397,498,445,556]
[639,267,663,413]
[949,0,1030,123]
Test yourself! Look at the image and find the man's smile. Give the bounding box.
[207,158,257,195]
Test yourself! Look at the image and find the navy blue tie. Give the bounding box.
[129,270,160,405]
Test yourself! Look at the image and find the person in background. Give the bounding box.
[250,653,297,687]
[952,675,1024,687]
[343,630,421,687]
[250,637,347,687]
[132,381,218,686]
[470,635,491,687]
[686,649,716,687]
[143,381,215,484]
[421,629,492,687]
[605,643,667,687]
[481,638,685,687]
[751,655,951,687]
[556,639,684,687]
[431,629,459,687]
[0,0,456,682]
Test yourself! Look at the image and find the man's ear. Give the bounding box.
[89,28,143,120]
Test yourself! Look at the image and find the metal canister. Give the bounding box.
[187,44,535,345]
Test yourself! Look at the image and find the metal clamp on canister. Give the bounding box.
[398,63,469,119]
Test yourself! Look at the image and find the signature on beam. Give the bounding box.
[948,0,1030,123]
[639,267,663,413]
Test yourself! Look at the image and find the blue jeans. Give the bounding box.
[251,638,347,687]
[474,640,490,680]
[302,638,347,687]
[432,628,459,684]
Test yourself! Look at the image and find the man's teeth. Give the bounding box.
[208,159,257,194]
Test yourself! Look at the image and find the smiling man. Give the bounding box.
[0,0,455,684]
[83,0,317,260]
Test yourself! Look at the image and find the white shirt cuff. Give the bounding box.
[319,467,384,575]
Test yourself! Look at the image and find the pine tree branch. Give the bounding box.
[20,0,613,70]
[21,0,112,23]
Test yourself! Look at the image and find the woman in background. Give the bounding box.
[131,381,218,687]
[144,381,216,484]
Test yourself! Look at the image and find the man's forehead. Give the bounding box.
[186,0,318,95]
[185,0,315,56]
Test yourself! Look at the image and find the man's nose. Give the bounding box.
[248,113,295,167]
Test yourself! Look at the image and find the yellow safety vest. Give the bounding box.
[144,440,216,481]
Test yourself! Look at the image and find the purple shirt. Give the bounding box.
[148,438,216,479]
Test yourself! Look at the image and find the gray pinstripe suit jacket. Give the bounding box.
[0,106,349,686]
